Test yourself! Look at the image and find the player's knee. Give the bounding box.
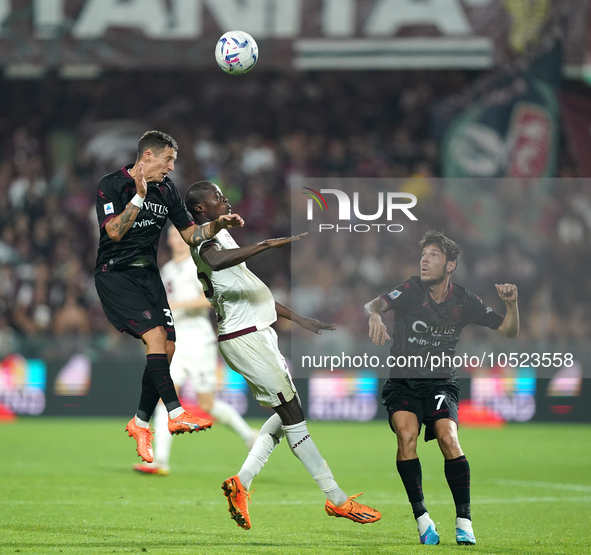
[273,397,305,426]
[438,431,461,454]
[144,326,168,351]
[396,428,418,451]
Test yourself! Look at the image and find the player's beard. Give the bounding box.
[421,267,447,287]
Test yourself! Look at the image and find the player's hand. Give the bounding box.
[134,162,148,198]
[368,312,390,346]
[216,213,244,230]
[299,317,336,334]
[495,283,518,304]
[263,233,308,249]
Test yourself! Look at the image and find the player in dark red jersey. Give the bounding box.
[94,130,243,463]
[364,230,519,546]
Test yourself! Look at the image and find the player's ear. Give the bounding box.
[447,260,456,273]
[193,202,205,215]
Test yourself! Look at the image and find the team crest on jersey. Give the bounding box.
[142,310,152,320]
[387,290,401,300]
[104,202,114,215]
[448,306,462,320]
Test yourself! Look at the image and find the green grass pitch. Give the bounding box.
[0,418,590,555]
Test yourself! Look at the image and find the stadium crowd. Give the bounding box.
[0,70,588,358]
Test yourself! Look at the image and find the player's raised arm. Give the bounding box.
[275,302,336,334]
[105,163,148,242]
[495,283,519,338]
[364,296,391,346]
[201,233,307,271]
[179,213,244,249]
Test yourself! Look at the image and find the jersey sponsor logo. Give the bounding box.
[104,202,114,214]
[408,336,431,346]
[387,290,401,300]
[132,218,156,228]
[411,320,457,335]
[143,200,168,217]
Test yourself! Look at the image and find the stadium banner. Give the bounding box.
[0,0,585,74]
[289,177,591,422]
[436,39,562,179]
[0,350,276,419]
[560,94,591,178]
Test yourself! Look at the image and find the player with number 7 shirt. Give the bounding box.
[363,230,519,546]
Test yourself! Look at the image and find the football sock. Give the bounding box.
[210,399,255,443]
[152,402,173,469]
[134,416,150,428]
[168,406,184,419]
[397,458,428,519]
[417,512,436,535]
[283,421,348,507]
[136,362,161,422]
[238,414,284,490]
[445,455,471,520]
[144,354,182,413]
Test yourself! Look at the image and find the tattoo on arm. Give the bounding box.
[364,297,388,318]
[110,204,139,237]
[191,222,215,246]
[377,298,388,312]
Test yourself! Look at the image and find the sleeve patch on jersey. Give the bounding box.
[387,290,401,300]
[104,202,114,215]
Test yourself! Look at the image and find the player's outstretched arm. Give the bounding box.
[495,283,519,338]
[105,163,148,242]
[364,297,391,346]
[275,302,336,334]
[200,233,308,271]
[179,213,244,249]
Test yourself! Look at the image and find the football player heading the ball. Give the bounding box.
[94,130,243,463]
[185,180,382,530]
[364,230,519,546]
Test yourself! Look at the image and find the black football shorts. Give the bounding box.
[382,378,460,442]
[95,266,176,341]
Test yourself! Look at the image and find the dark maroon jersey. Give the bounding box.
[380,275,504,380]
[95,165,193,274]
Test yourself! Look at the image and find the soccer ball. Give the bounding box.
[215,30,258,75]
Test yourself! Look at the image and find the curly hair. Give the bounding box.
[419,230,461,263]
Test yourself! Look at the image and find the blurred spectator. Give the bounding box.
[53,289,91,337]
[0,69,586,355]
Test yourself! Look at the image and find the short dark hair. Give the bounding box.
[185,180,217,219]
[419,230,461,263]
[137,130,178,160]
